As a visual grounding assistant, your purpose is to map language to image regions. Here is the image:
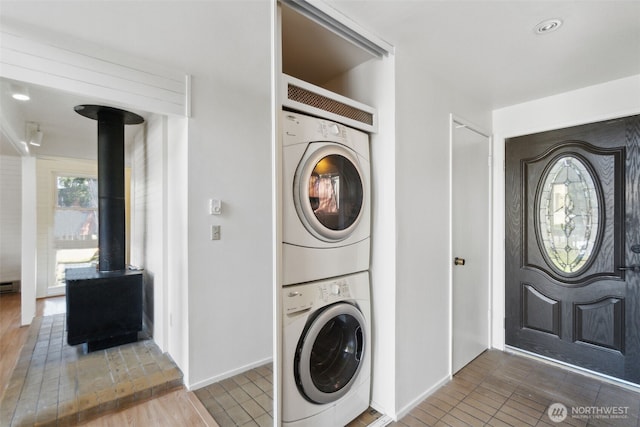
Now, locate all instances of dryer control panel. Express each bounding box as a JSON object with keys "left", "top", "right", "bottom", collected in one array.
[{"left": 320, "top": 121, "right": 347, "bottom": 139}]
